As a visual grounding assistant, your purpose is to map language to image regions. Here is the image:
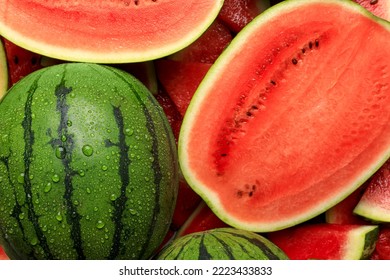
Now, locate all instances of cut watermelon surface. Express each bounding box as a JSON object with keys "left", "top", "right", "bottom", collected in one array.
[{"left": 179, "top": 0, "right": 390, "bottom": 232}]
